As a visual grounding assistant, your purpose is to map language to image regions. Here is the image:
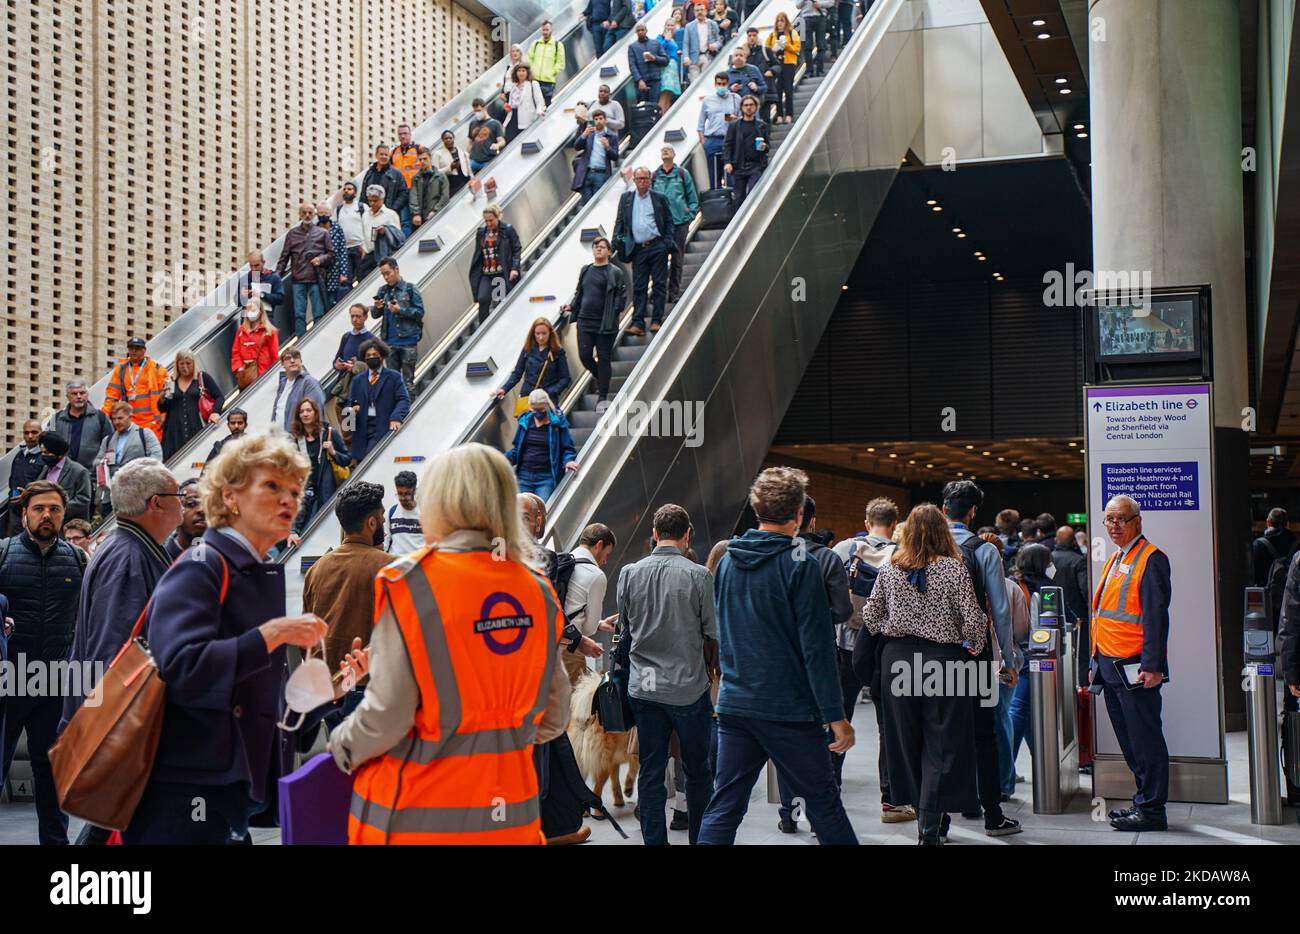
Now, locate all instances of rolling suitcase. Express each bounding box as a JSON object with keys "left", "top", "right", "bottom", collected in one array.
[
  {"left": 629, "top": 100, "right": 661, "bottom": 146},
  {"left": 700, "top": 156, "right": 735, "bottom": 229},
  {"left": 1076, "top": 686, "right": 1094, "bottom": 768}
]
